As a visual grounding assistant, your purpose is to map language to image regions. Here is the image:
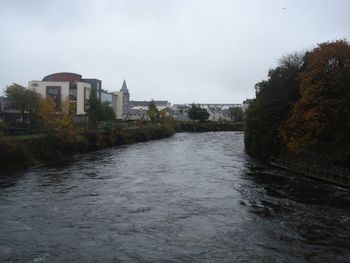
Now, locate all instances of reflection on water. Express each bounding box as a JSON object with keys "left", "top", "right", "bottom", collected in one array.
[{"left": 0, "top": 132, "right": 349, "bottom": 262}]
